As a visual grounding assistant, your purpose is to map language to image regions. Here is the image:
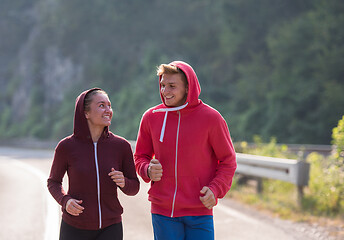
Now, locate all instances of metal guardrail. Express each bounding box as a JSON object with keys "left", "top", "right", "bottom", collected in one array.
[
  {"left": 236, "top": 153, "right": 310, "bottom": 186},
  {"left": 236, "top": 153, "right": 310, "bottom": 205}
]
